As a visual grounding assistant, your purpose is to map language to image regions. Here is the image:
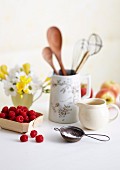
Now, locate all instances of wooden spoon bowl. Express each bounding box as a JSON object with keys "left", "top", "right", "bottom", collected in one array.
[{"left": 47, "top": 26, "right": 67, "bottom": 75}]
